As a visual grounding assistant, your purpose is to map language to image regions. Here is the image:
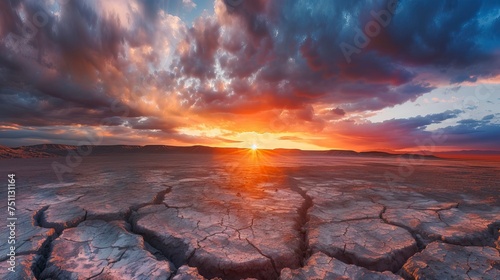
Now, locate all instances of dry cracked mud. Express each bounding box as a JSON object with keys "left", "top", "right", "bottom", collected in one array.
[
  {"left": 401, "top": 241, "right": 500, "bottom": 279},
  {"left": 41, "top": 220, "right": 174, "bottom": 279},
  {"left": 130, "top": 172, "right": 306, "bottom": 279},
  {"left": 280, "top": 252, "right": 403, "bottom": 280},
  {"left": 0, "top": 154, "right": 499, "bottom": 279}
]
